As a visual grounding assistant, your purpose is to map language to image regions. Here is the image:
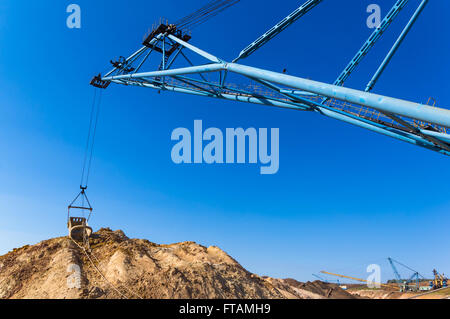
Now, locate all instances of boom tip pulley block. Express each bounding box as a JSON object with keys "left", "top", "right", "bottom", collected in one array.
[
  {"left": 143, "top": 22, "right": 192, "bottom": 56},
  {"left": 90, "top": 73, "right": 110, "bottom": 89}
]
